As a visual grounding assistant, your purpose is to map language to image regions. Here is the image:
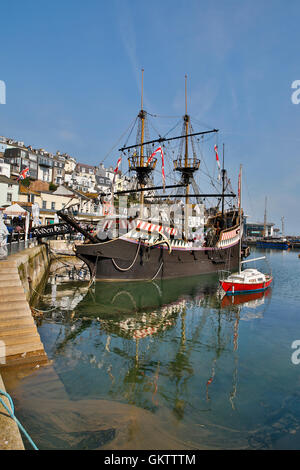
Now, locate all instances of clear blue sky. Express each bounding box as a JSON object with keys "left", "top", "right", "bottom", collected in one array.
[{"left": 0, "top": 0, "right": 300, "bottom": 233}]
